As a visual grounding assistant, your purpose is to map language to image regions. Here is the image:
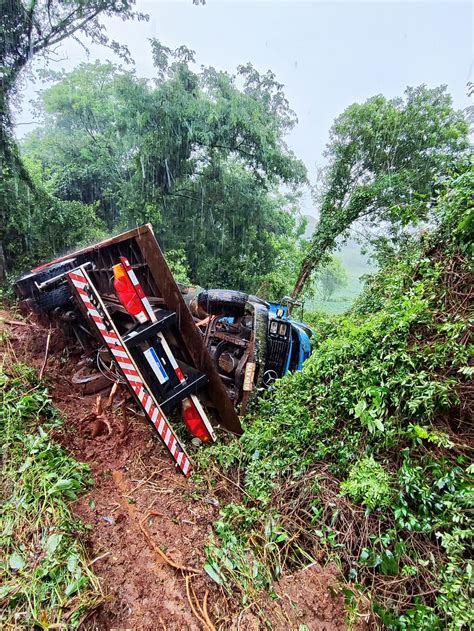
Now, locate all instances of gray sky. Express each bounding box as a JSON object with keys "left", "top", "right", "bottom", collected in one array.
[{"left": 15, "top": 1, "right": 474, "bottom": 217}]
